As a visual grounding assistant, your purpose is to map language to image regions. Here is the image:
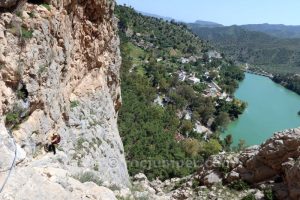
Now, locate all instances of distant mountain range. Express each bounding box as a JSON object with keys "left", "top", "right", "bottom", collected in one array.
[
  {"left": 139, "top": 11, "right": 176, "bottom": 22},
  {"left": 139, "top": 12, "right": 300, "bottom": 39},
  {"left": 188, "top": 24, "right": 300, "bottom": 73},
  {"left": 193, "top": 20, "right": 223, "bottom": 28},
  {"left": 139, "top": 11, "right": 300, "bottom": 73},
  {"left": 139, "top": 11, "right": 224, "bottom": 27},
  {"left": 241, "top": 24, "right": 300, "bottom": 39},
  {"left": 188, "top": 22, "right": 300, "bottom": 39}
]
